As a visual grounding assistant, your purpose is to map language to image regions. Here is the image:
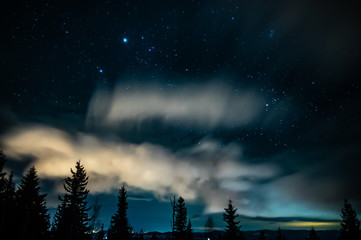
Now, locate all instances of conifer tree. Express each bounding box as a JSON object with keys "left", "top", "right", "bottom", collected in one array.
[
  {"left": 276, "top": 227, "right": 286, "bottom": 240},
  {"left": 258, "top": 231, "right": 266, "bottom": 240},
  {"left": 223, "top": 200, "right": 241, "bottom": 240},
  {"left": 339, "top": 199, "right": 360, "bottom": 240},
  {"left": 53, "top": 160, "right": 91, "bottom": 240},
  {"left": 170, "top": 195, "right": 176, "bottom": 239},
  {"left": 96, "top": 224, "right": 105, "bottom": 240},
  {"left": 0, "top": 151, "right": 17, "bottom": 238},
  {"left": 138, "top": 229, "right": 145, "bottom": 240},
  {"left": 108, "top": 185, "right": 132, "bottom": 240},
  {"left": 205, "top": 216, "right": 214, "bottom": 234},
  {"left": 90, "top": 197, "right": 102, "bottom": 233},
  {"left": 186, "top": 219, "right": 193, "bottom": 240},
  {"left": 0, "top": 150, "right": 8, "bottom": 212},
  {"left": 17, "top": 166, "right": 50, "bottom": 240},
  {"left": 0, "top": 150, "right": 6, "bottom": 191},
  {"left": 0, "top": 171, "right": 17, "bottom": 238},
  {"left": 174, "top": 196, "right": 188, "bottom": 240},
  {"left": 277, "top": 228, "right": 282, "bottom": 240},
  {"left": 150, "top": 232, "right": 158, "bottom": 240},
  {"left": 4, "top": 172, "right": 16, "bottom": 202},
  {"left": 0, "top": 150, "right": 7, "bottom": 235},
  {"left": 306, "top": 228, "right": 320, "bottom": 240}
]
